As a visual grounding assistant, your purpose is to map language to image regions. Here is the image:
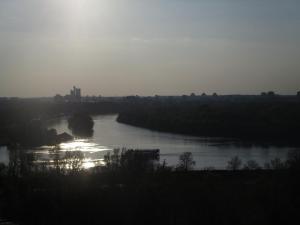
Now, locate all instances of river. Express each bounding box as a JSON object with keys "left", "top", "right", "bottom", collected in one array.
[{"left": 0, "top": 114, "right": 295, "bottom": 169}]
